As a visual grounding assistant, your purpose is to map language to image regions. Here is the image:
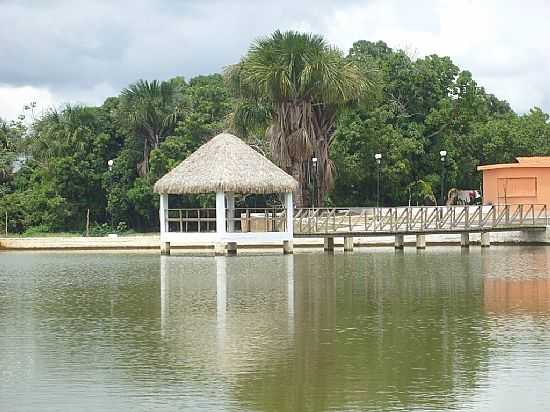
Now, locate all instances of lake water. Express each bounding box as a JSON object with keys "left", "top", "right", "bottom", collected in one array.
[{"left": 1, "top": 247, "right": 550, "bottom": 411}]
